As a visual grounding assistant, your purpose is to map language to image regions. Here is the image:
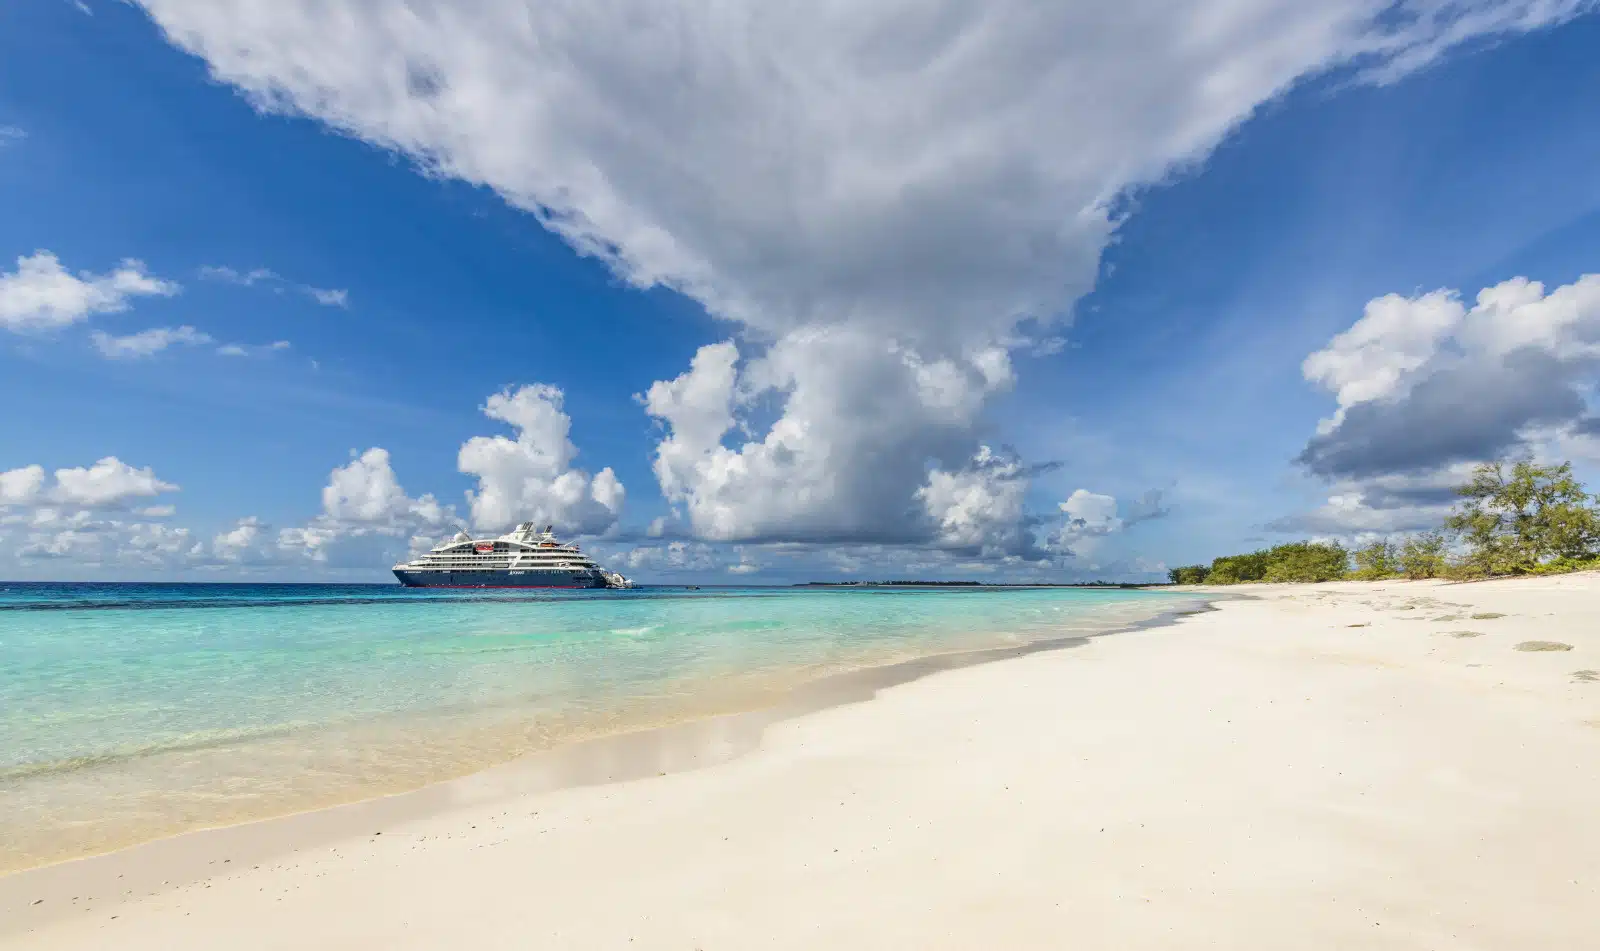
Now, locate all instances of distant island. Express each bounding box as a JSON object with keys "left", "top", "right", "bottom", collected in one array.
[{"left": 796, "top": 581, "right": 1150, "bottom": 589}]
